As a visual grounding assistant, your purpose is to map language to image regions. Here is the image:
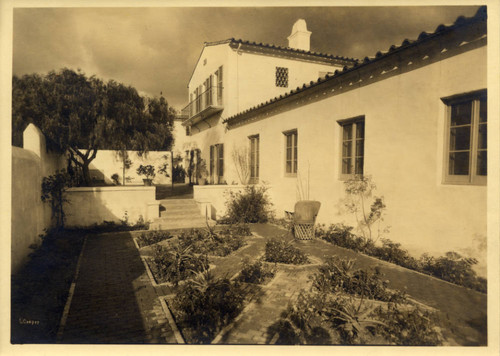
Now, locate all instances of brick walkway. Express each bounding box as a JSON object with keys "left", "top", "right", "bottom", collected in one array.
[{"left": 60, "top": 232, "right": 178, "bottom": 344}]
